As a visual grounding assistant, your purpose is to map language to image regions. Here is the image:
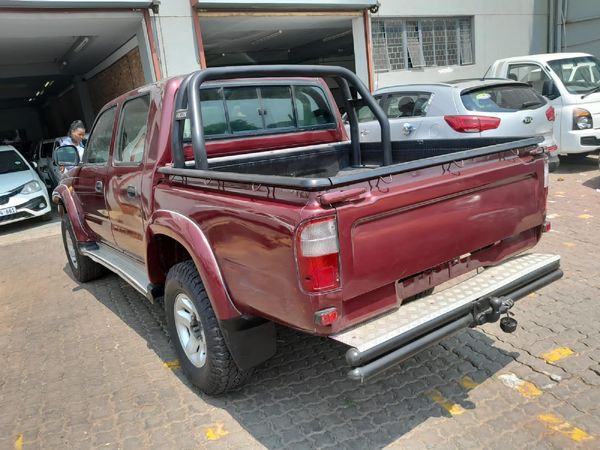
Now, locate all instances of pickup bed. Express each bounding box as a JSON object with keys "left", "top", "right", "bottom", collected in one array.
[{"left": 53, "top": 65, "right": 562, "bottom": 394}]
